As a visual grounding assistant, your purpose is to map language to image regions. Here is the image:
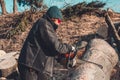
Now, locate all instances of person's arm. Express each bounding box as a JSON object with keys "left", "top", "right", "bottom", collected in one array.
[{"left": 39, "top": 21, "right": 72, "bottom": 54}]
